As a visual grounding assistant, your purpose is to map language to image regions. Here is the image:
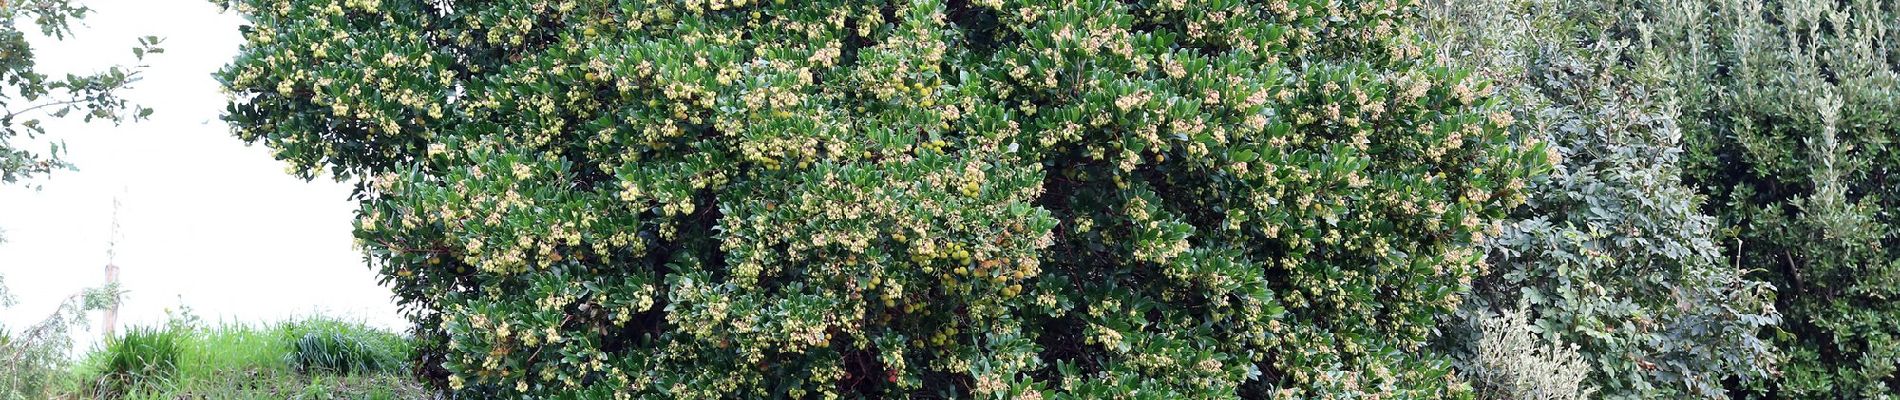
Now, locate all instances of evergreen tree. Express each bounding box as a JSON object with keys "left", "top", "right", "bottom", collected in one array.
[{"left": 214, "top": 0, "right": 1542, "bottom": 397}]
